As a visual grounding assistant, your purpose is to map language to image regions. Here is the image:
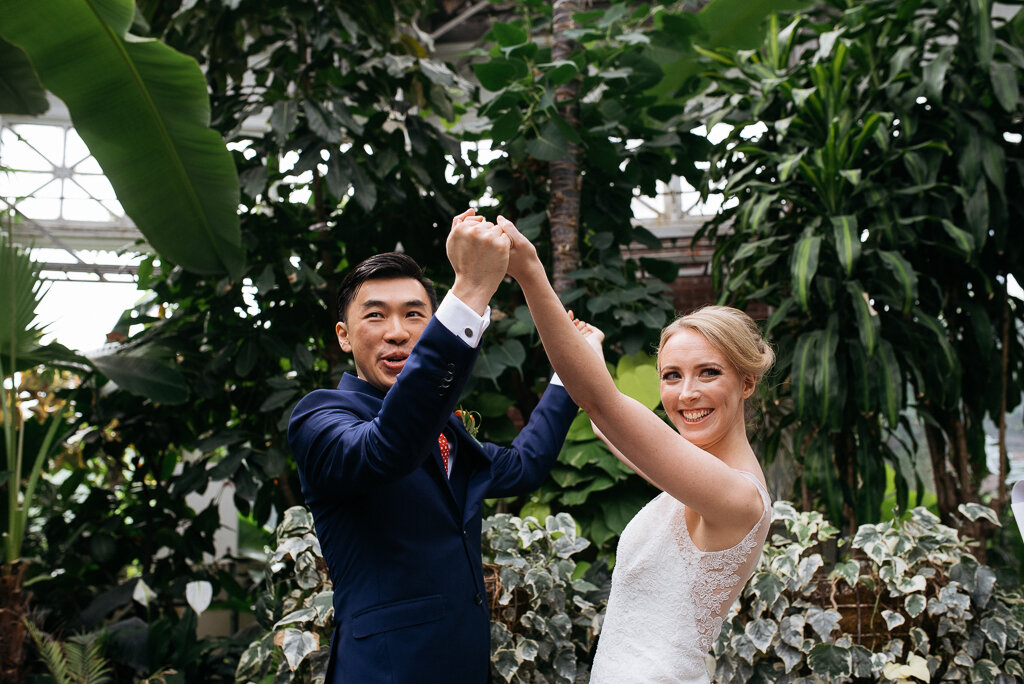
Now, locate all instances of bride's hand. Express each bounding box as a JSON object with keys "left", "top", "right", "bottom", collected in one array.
[{"left": 496, "top": 215, "right": 541, "bottom": 282}]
